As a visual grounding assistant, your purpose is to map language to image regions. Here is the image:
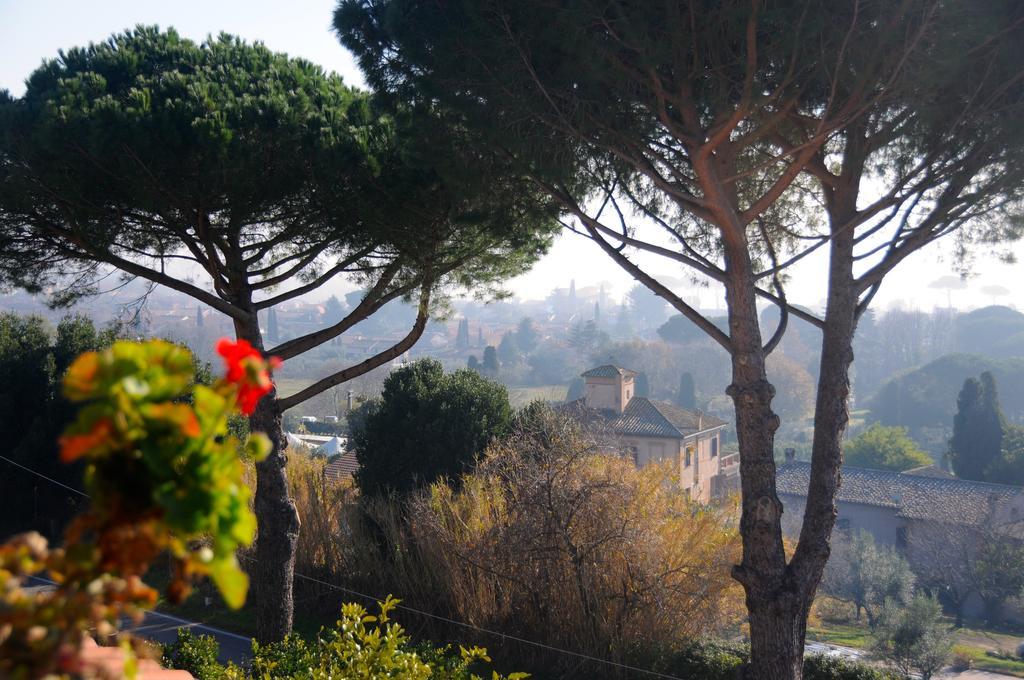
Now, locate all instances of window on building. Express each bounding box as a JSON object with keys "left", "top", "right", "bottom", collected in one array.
[
  {"left": 711, "top": 436, "right": 718, "bottom": 457},
  {"left": 685, "top": 447, "right": 693, "bottom": 467}
]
